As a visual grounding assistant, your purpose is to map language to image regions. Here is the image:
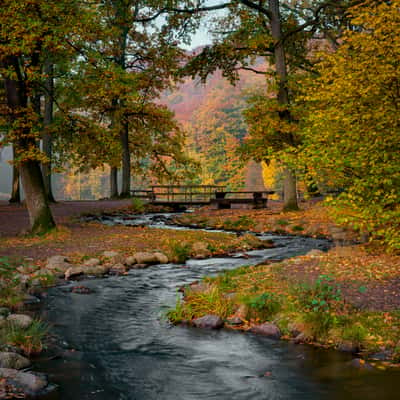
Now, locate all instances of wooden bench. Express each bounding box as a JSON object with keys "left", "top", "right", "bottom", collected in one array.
[{"left": 211, "top": 191, "right": 275, "bottom": 209}]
